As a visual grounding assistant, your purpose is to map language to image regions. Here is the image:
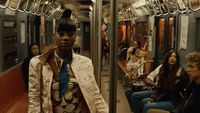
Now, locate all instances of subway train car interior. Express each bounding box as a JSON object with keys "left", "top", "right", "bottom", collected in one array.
[{"left": 0, "top": 0, "right": 200, "bottom": 113}]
